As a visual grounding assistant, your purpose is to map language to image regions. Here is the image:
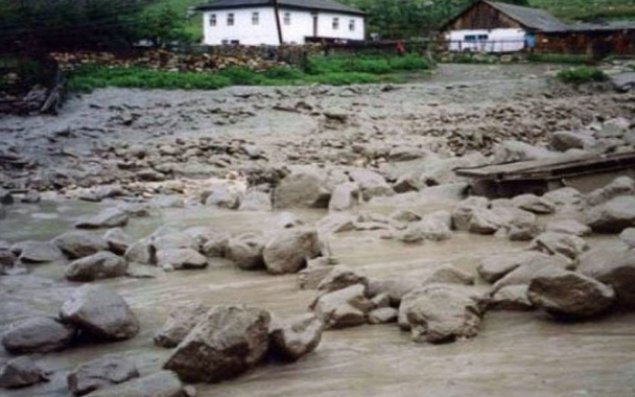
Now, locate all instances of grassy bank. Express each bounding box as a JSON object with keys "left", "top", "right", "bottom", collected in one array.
[
  {"left": 66, "top": 54, "right": 433, "bottom": 92},
  {"left": 557, "top": 66, "right": 608, "bottom": 84}
]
